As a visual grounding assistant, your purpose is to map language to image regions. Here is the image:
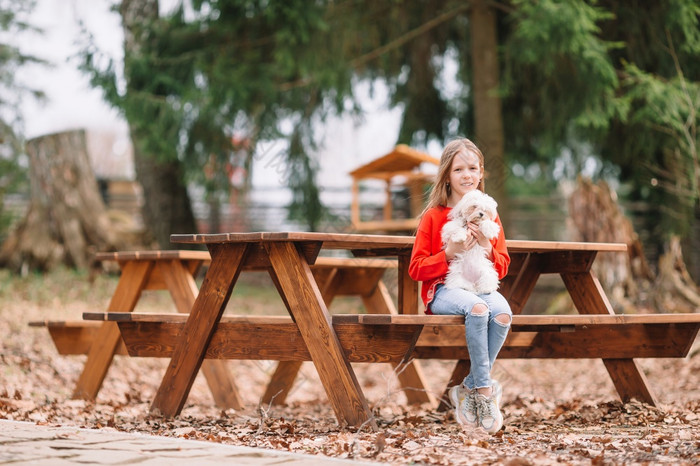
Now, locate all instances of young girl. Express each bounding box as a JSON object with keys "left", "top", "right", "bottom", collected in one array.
[{"left": 409, "top": 138, "right": 511, "bottom": 433}]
